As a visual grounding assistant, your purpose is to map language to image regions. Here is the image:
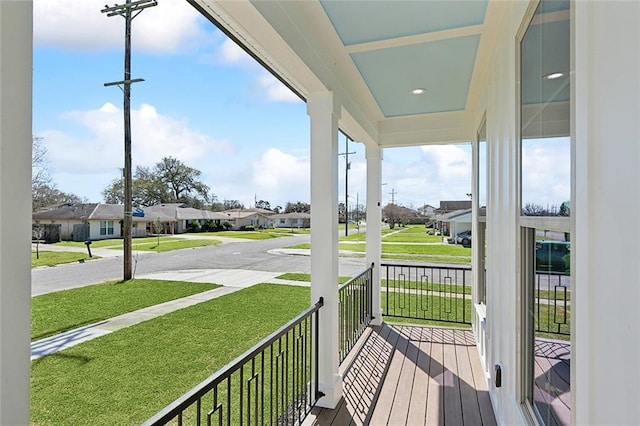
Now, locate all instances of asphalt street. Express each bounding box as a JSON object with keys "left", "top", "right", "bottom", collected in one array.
[{"left": 31, "top": 233, "right": 367, "bottom": 296}]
